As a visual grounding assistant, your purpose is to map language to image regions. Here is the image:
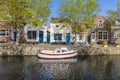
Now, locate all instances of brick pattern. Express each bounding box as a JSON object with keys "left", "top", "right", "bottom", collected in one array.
[
  {"left": 0, "top": 21, "right": 13, "bottom": 42},
  {"left": 93, "top": 16, "right": 111, "bottom": 43}
]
